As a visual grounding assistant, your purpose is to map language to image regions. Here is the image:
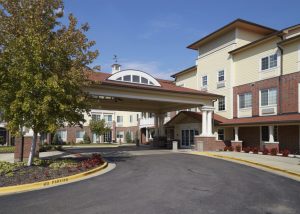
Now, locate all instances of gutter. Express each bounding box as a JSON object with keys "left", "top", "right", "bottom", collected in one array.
[{"left": 277, "top": 35, "right": 284, "bottom": 115}]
